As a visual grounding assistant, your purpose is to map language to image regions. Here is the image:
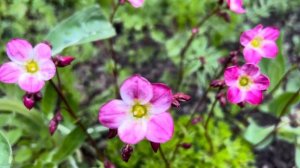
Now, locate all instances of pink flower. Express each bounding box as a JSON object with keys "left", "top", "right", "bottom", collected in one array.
[
  {"left": 224, "top": 63, "right": 270, "bottom": 105},
  {"left": 0, "top": 38, "right": 56, "bottom": 93},
  {"left": 128, "top": 0, "right": 144, "bottom": 8},
  {"left": 99, "top": 75, "right": 174, "bottom": 144},
  {"left": 240, "top": 24, "right": 280, "bottom": 64},
  {"left": 225, "top": 0, "right": 246, "bottom": 14}
]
